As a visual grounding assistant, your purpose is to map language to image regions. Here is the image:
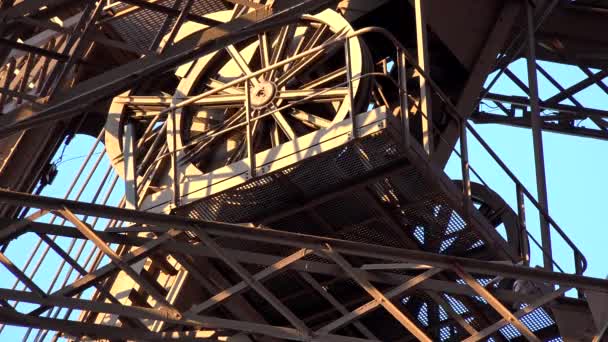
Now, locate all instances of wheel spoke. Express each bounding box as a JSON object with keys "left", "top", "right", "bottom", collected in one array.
[
  {"left": 301, "top": 67, "right": 347, "bottom": 90},
  {"left": 264, "top": 105, "right": 295, "bottom": 140},
  {"left": 276, "top": 27, "right": 348, "bottom": 88},
  {"left": 204, "top": 78, "right": 243, "bottom": 95},
  {"left": 194, "top": 93, "right": 247, "bottom": 107},
  {"left": 276, "top": 88, "right": 349, "bottom": 103},
  {"left": 270, "top": 122, "right": 281, "bottom": 147},
  {"left": 300, "top": 24, "right": 330, "bottom": 58},
  {"left": 115, "top": 95, "right": 173, "bottom": 106},
  {"left": 288, "top": 26, "right": 309, "bottom": 66},
  {"left": 268, "top": 24, "right": 296, "bottom": 80},
  {"left": 258, "top": 33, "right": 271, "bottom": 70},
  {"left": 226, "top": 45, "right": 259, "bottom": 86},
  {"left": 184, "top": 109, "right": 247, "bottom": 162},
  {"left": 290, "top": 110, "right": 332, "bottom": 129},
  {"left": 229, "top": 111, "right": 262, "bottom": 163},
  {"left": 117, "top": 94, "right": 247, "bottom": 108}
]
